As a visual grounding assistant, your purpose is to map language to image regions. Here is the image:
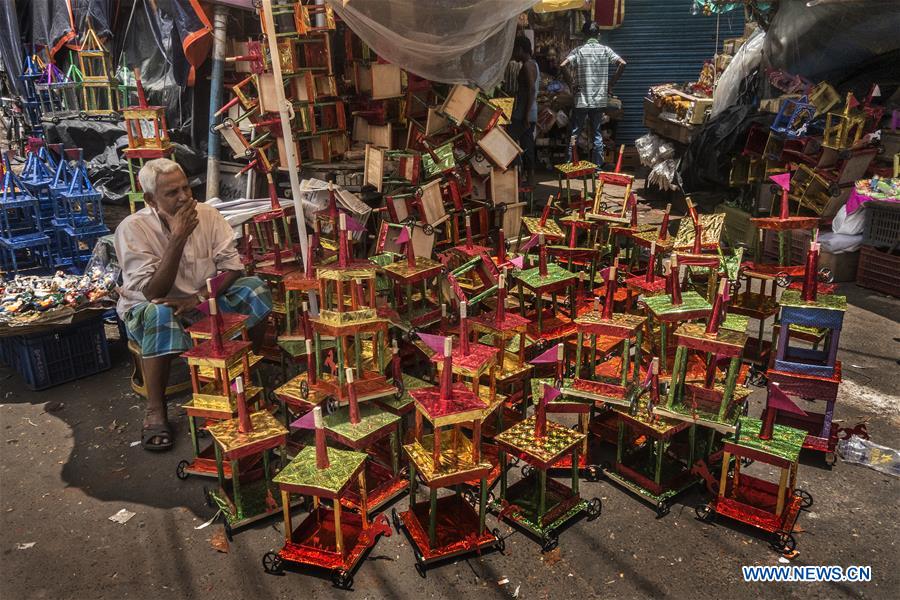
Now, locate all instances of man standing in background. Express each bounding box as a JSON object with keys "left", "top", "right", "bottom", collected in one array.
[
  {"left": 510, "top": 35, "right": 540, "bottom": 189},
  {"left": 562, "top": 20, "right": 626, "bottom": 168}
]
